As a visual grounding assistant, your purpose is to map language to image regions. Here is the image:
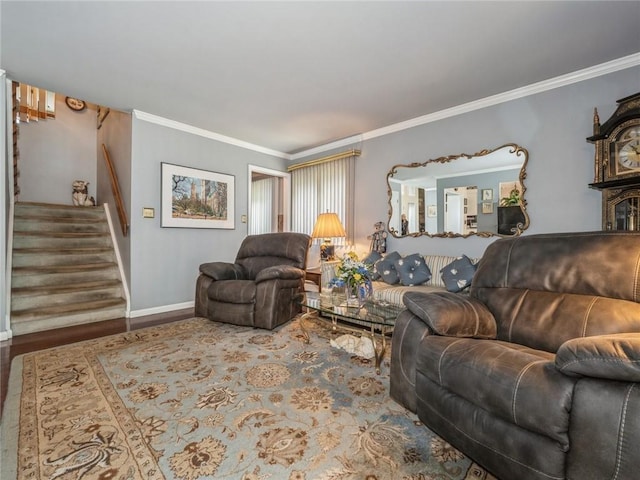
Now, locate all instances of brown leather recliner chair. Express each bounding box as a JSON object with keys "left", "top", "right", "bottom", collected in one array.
[
  {"left": 391, "top": 232, "right": 640, "bottom": 480},
  {"left": 195, "top": 232, "right": 310, "bottom": 330}
]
